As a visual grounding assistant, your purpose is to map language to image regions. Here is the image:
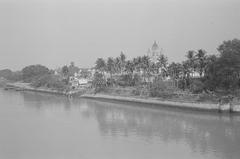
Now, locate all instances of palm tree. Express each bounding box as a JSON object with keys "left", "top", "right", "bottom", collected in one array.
[
  {"left": 114, "top": 57, "right": 121, "bottom": 74},
  {"left": 106, "top": 57, "right": 115, "bottom": 79},
  {"left": 68, "top": 61, "right": 80, "bottom": 76},
  {"left": 120, "top": 52, "right": 126, "bottom": 74},
  {"left": 133, "top": 56, "right": 142, "bottom": 73},
  {"left": 167, "top": 62, "right": 182, "bottom": 87},
  {"left": 182, "top": 61, "right": 192, "bottom": 89},
  {"left": 62, "top": 65, "right": 69, "bottom": 77},
  {"left": 186, "top": 50, "right": 197, "bottom": 77},
  {"left": 167, "top": 62, "right": 181, "bottom": 79},
  {"left": 149, "top": 62, "right": 158, "bottom": 75},
  {"left": 125, "top": 60, "right": 134, "bottom": 74},
  {"left": 157, "top": 54, "right": 168, "bottom": 77},
  {"left": 140, "top": 55, "right": 151, "bottom": 82},
  {"left": 196, "top": 49, "right": 207, "bottom": 77}
]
